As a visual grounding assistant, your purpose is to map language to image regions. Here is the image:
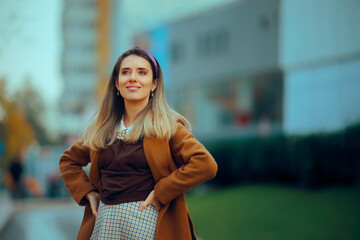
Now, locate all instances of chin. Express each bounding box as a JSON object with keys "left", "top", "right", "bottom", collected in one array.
[{"left": 123, "top": 96, "right": 149, "bottom": 103}]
